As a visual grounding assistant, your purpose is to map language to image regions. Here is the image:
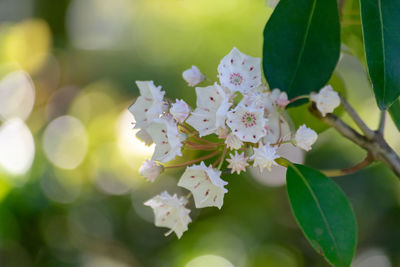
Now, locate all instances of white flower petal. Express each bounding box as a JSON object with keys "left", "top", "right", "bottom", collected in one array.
[
  {"left": 226, "top": 105, "right": 266, "bottom": 143},
  {"left": 146, "top": 117, "right": 183, "bottom": 163},
  {"left": 178, "top": 162, "right": 228, "bottom": 209},
  {"left": 144, "top": 191, "right": 191, "bottom": 239},
  {"left": 129, "top": 81, "right": 165, "bottom": 129},
  {"left": 186, "top": 84, "right": 231, "bottom": 137},
  {"left": 139, "top": 159, "right": 163, "bottom": 182},
  {"left": 250, "top": 143, "right": 279, "bottom": 172},
  {"left": 218, "top": 47, "right": 262, "bottom": 93}
]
